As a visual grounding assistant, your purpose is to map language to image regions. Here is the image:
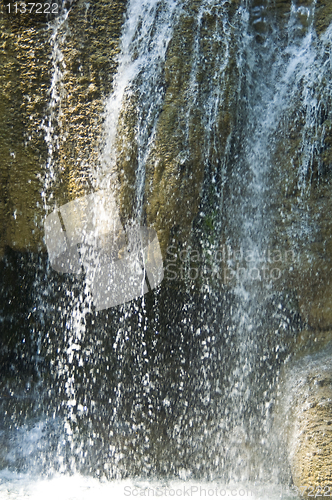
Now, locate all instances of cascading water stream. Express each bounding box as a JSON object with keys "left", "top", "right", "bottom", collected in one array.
[
  {"left": 99, "top": 0, "right": 182, "bottom": 216},
  {"left": 219, "top": 0, "right": 315, "bottom": 454}
]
